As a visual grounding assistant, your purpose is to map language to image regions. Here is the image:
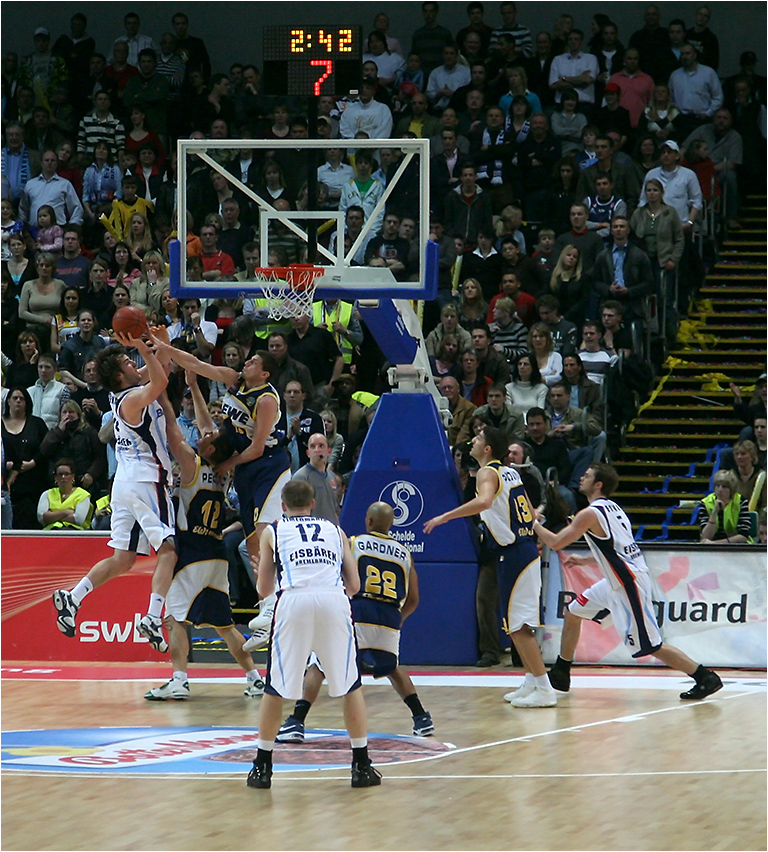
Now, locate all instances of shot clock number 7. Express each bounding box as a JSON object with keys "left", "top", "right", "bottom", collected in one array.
[{"left": 262, "top": 25, "right": 362, "bottom": 97}]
